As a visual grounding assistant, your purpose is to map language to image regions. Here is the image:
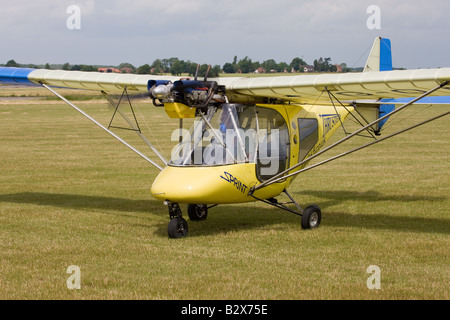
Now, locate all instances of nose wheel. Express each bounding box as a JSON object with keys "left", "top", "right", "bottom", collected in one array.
[
  {"left": 165, "top": 203, "right": 215, "bottom": 238},
  {"left": 168, "top": 216, "right": 189, "bottom": 238},
  {"left": 166, "top": 202, "right": 189, "bottom": 238}
]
